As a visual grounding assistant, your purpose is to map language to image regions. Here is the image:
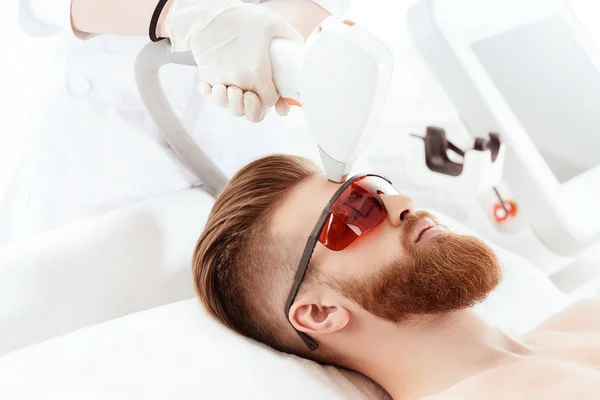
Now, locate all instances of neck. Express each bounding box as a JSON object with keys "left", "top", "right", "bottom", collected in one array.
[{"left": 345, "top": 310, "right": 533, "bottom": 400}]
